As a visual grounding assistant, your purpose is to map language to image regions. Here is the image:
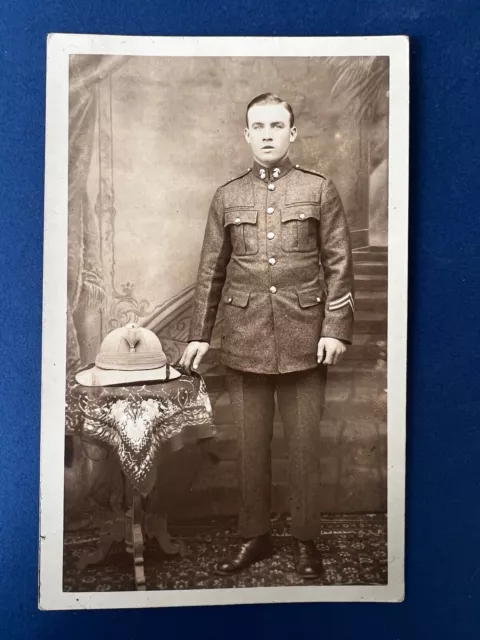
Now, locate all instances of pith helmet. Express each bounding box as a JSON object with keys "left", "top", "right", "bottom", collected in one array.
[{"left": 75, "top": 323, "right": 180, "bottom": 387}]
